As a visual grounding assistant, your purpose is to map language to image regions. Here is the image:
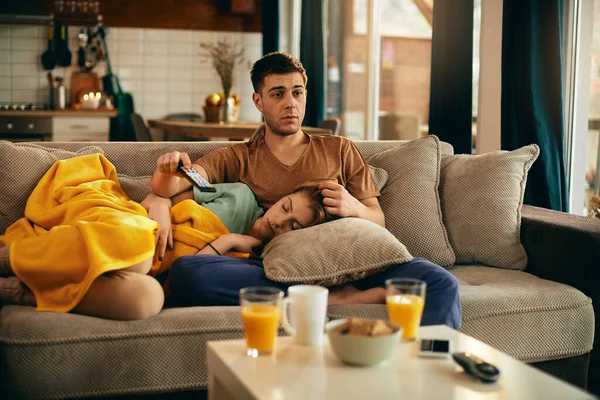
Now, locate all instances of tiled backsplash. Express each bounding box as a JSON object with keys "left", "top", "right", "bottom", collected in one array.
[{"left": 0, "top": 25, "right": 262, "bottom": 121}]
